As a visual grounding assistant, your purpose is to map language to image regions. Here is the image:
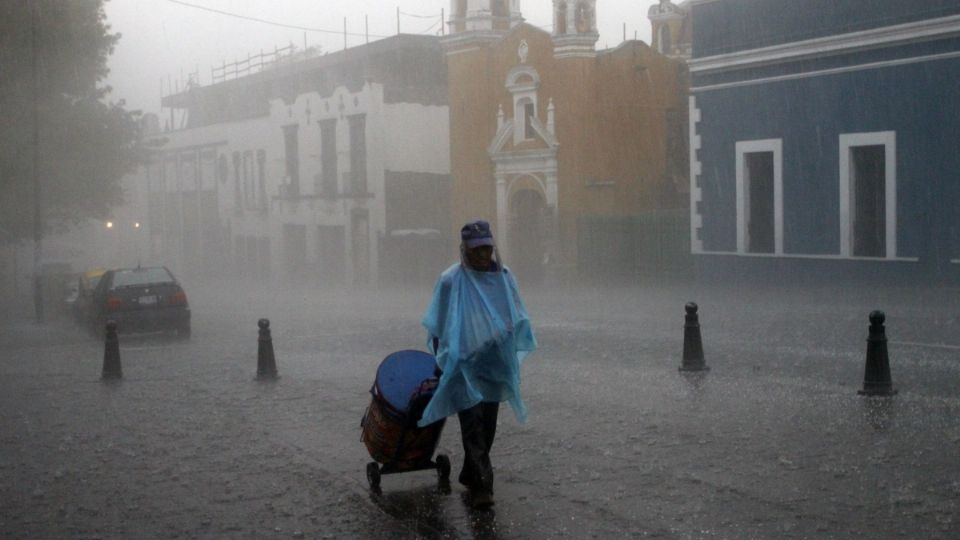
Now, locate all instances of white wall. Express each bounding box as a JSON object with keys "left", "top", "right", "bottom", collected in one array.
[{"left": 143, "top": 79, "right": 451, "bottom": 287}]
